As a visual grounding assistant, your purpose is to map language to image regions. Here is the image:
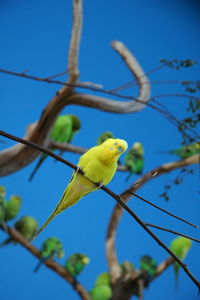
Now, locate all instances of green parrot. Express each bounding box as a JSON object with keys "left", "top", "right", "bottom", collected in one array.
[
  {"left": 89, "top": 285, "right": 112, "bottom": 300},
  {"left": 0, "top": 186, "right": 7, "bottom": 232},
  {"left": 95, "top": 272, "right": 111, "bottom": 287},
  {"left": 64, "top": 253, "right": 89, "bottom": 277},
  {"left": 97, "top": 132, "right": 114, "bottom": 145},
  {"left": 139, "top": 255, "right": 157, "bottom": 285},
  {"left": 34, "top": 237, "right": 64, "bottom": 272},
  {"left": 124, "top": 142, "right": 144, "bottom": 181},
  {"left": 170, "top": 236, "right": 192, "bottom": 287},
  {"left": 4, "top": 195, "right": 22, "bottom": 222},
  {"left": 29, "top": 114, "right": 81, "bottom": 181},
  {"left": 0, "top": 216, "right": 38, "bottom": 247},
  {"left": 166, "top": 141, "right": 200, "bottom": 159}
]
